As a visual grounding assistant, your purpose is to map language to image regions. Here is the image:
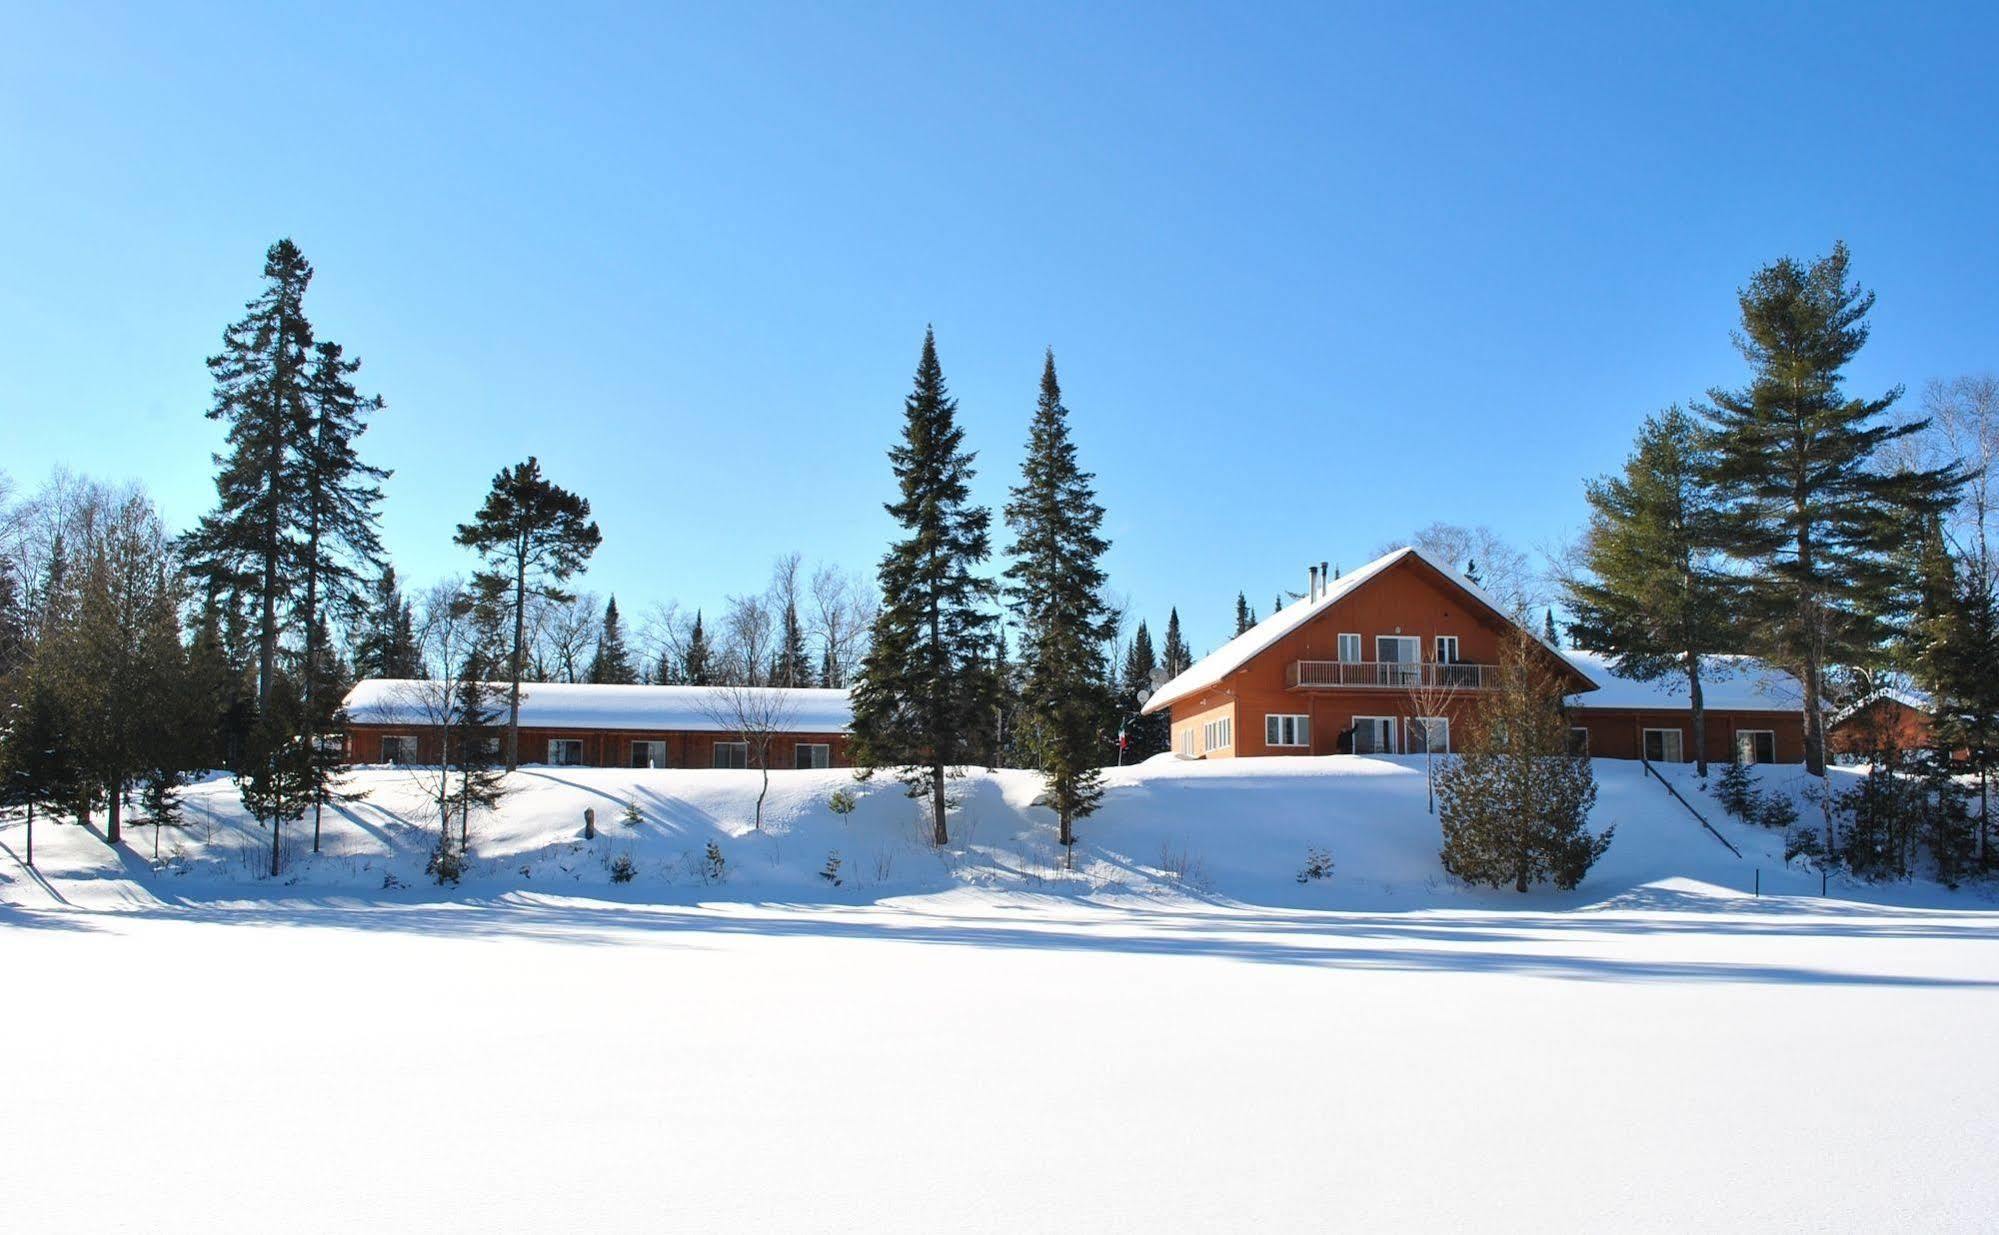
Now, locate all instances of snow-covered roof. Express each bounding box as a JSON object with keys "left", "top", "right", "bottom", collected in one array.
[
  {"left": 1560, "top": 650, "right": 1805, "bottom": 713},
  {"left": 343, "top": 679, "right": 853, "bottom": 733},
  {"left": 1141, "top": 546, "right": 1585, "bottom": 715},
  {"left": 1830, "top": 686, "right": 1931, "bottom": 725}
]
